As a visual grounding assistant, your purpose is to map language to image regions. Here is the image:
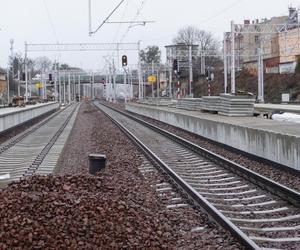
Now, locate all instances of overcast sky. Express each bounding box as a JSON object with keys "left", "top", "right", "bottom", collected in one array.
[{"left": 0, "top": 0, "right": 298, "bottom": 71}]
